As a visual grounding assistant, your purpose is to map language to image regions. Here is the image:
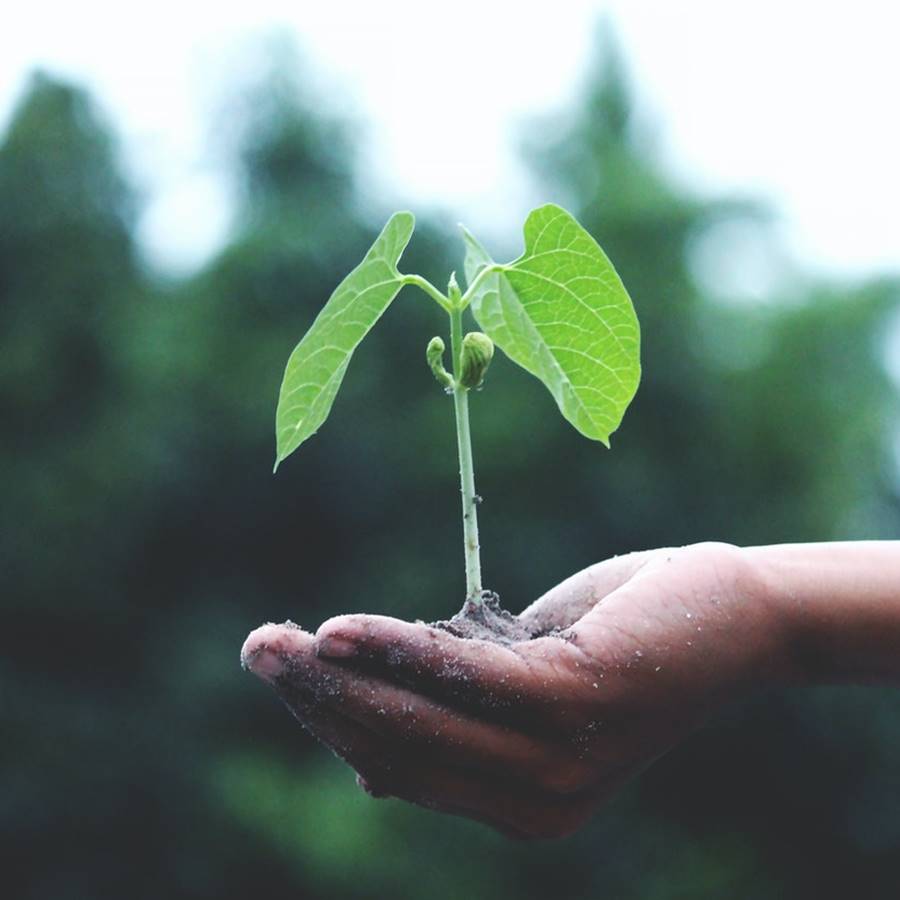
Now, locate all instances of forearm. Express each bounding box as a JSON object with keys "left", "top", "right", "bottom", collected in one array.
[{"left": 746, "top": 542, "right": 900, "bottom": 684}]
